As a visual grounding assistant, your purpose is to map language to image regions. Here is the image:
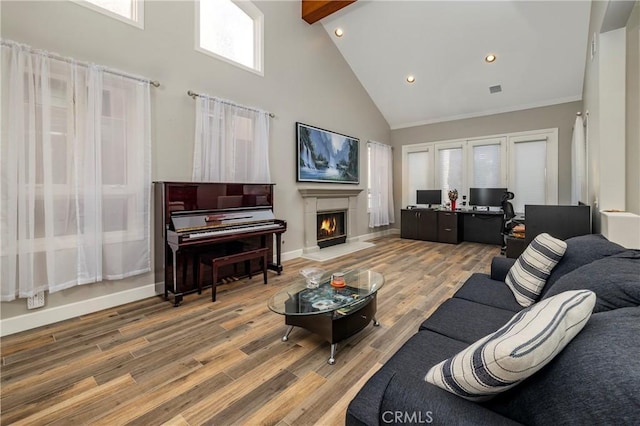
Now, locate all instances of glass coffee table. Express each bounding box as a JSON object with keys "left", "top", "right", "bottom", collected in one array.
[{"left": 268, "top": 269, "right": 384, "bottom": 364}]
